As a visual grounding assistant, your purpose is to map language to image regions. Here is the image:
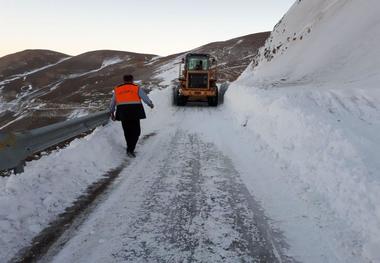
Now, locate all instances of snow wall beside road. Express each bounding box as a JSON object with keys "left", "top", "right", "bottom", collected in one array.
[{"left": 226, "top": 0, "right": 380, "bottom": 261}]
